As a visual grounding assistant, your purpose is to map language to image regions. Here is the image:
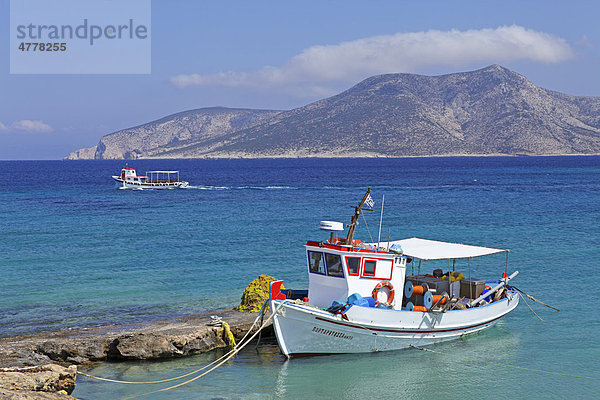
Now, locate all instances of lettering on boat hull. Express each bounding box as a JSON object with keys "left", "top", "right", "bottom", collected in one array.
[{"left": 312, "top": 326, "right": 354, "bottom": 340}]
